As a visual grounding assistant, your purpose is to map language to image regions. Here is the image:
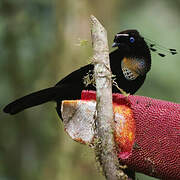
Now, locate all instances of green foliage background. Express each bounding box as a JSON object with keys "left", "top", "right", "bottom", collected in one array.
[{"left": 0, "top": 0, "right": 179, "bottom": 180}]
